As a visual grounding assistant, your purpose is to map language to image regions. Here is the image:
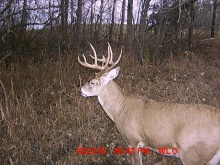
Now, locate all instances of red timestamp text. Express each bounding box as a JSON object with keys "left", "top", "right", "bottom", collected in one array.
[
  {"left": 76, "top": 147, "right": 178, "bottom": 155},
  {"left": 76, "top": 147, "right": 107, "bottom": 155}
]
